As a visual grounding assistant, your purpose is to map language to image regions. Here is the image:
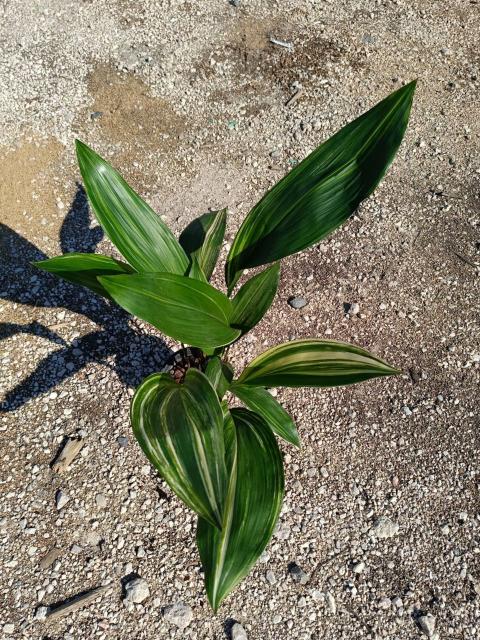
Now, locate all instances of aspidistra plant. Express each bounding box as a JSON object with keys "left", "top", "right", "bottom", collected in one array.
[{"left": 35, "top": 82, "right": 416, "bottom": 611}]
